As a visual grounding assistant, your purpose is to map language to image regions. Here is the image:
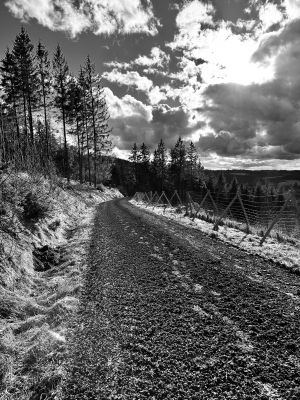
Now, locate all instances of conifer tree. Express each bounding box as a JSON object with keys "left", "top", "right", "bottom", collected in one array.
[
  {"left": 84, "top": 56, "right": 111, "bottom": 187},
  {"left": 129, "top": 143, "right": 141, "bottom": 186},
  {"left": 139, "top": 142, "right": 150, "bottom": 191},
  {"left": 156, "top": 139, "right": 167, "bottom": 191},
  {"left": 78, "top": 66, "right": 91, "bottom": 184},
  {"left": 13, "top": 27, "right": 38, "bottom": 142},
  {"left": 53, "top": 44, "right": 70, "bottom": 180},
  {"left": 186, "top": 141, "right": 201, "bottom": 190},
  {"left": 140, "top": 143, "right": 150, "bottom": 165},
  {"left": 0, "top": 48, "right": 21, "bottom": 142},
  {"left": 66, "top": 76, "right": 84, "bottom": 183},
  {"left": 36, "top": 41, "right": 51, "bottom": 159},
  {"left": 170, "top": 137, "right": 186, "bottom": 194}
]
